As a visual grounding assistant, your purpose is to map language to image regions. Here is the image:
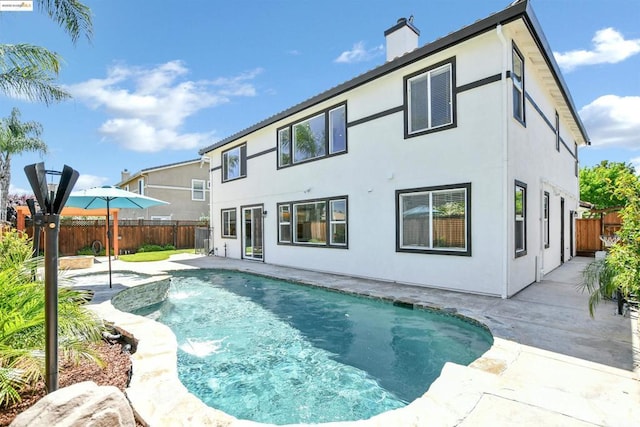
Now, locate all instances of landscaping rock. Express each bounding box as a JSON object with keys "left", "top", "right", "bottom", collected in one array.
[{"left": 10, "top": 381, "right": 135, "bottom": 427}]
